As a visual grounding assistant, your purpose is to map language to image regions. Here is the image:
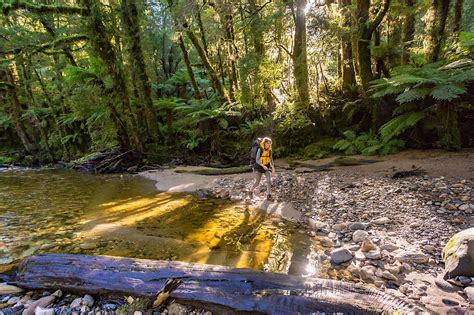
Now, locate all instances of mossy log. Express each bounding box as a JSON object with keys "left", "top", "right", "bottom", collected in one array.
[{"left": 9, "top": 254, "right": 425, "bottom": 314}]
